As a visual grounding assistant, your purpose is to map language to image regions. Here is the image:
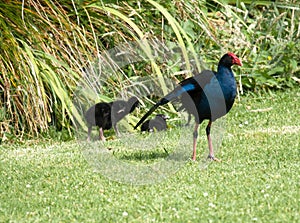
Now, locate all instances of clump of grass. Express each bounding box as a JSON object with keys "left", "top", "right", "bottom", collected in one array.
[{"left": 1, "top": 0, "right": 299, "bottom": 141}]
